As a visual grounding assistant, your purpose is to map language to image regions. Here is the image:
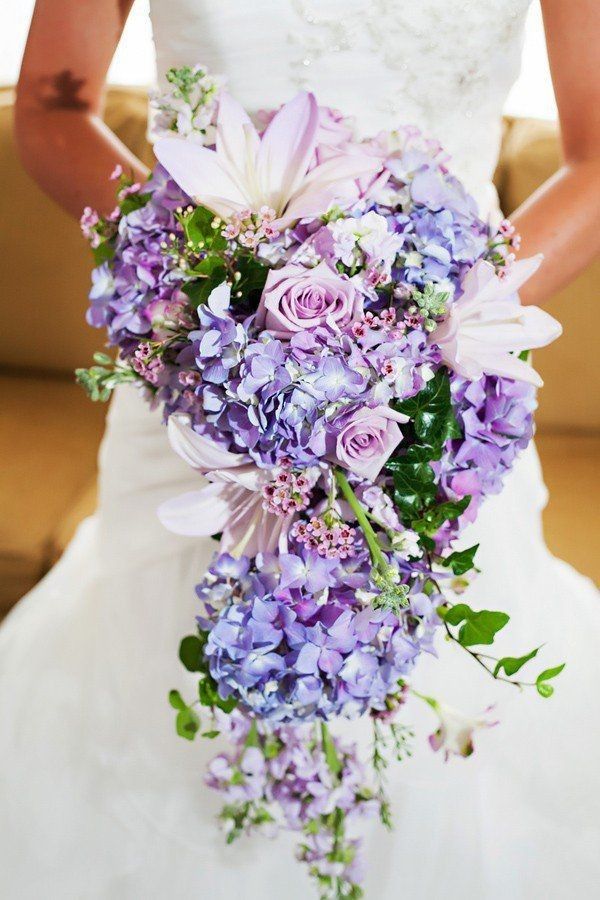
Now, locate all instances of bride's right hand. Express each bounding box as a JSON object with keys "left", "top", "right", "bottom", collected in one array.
[{"left": 15, "top": 0, "right": 149, "bottom": 219}]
